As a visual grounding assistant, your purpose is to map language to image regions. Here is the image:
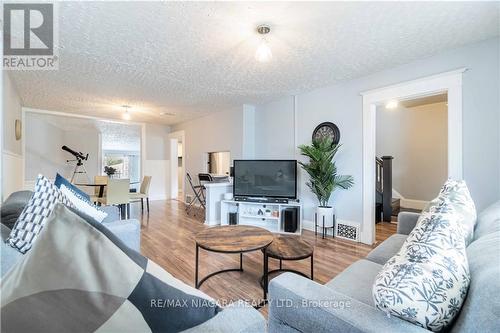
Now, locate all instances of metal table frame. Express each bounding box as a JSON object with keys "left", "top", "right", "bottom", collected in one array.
[{"left": 195, "top": 243, "right": 270, "bottom": 308}]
